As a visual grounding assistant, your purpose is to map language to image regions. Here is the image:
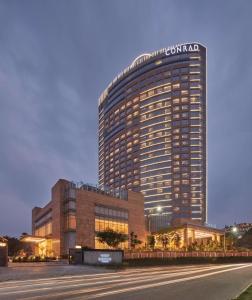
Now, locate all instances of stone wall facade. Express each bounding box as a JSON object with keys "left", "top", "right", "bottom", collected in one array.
[{"left": 32, "top": 179, "right": 146, "bottom": 257}]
